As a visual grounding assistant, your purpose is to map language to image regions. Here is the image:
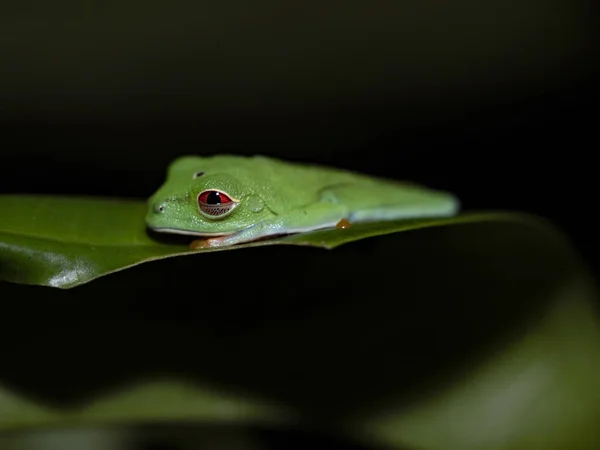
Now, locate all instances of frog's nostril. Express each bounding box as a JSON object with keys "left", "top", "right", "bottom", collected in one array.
[{"left": 154, "top": 202, "right": 166, "bottom": 214}]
